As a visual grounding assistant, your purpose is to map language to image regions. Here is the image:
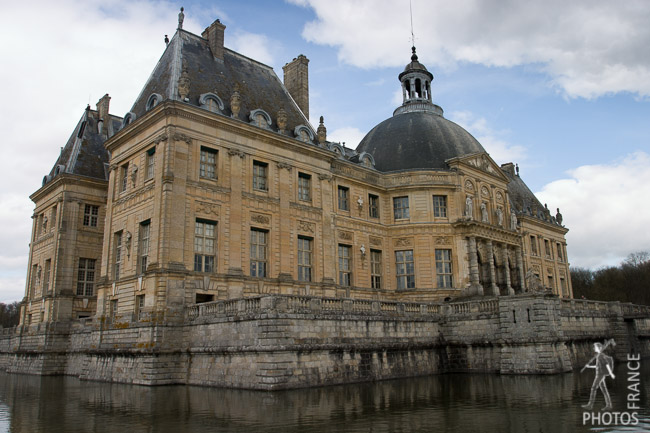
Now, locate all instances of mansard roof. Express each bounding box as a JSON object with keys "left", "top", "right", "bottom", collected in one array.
[
  {"left": 44, "top": 108, "right": 121, "bottom": 185},
  {"left": 128, "top": 29, "right": 312, "bottom": 136}
]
